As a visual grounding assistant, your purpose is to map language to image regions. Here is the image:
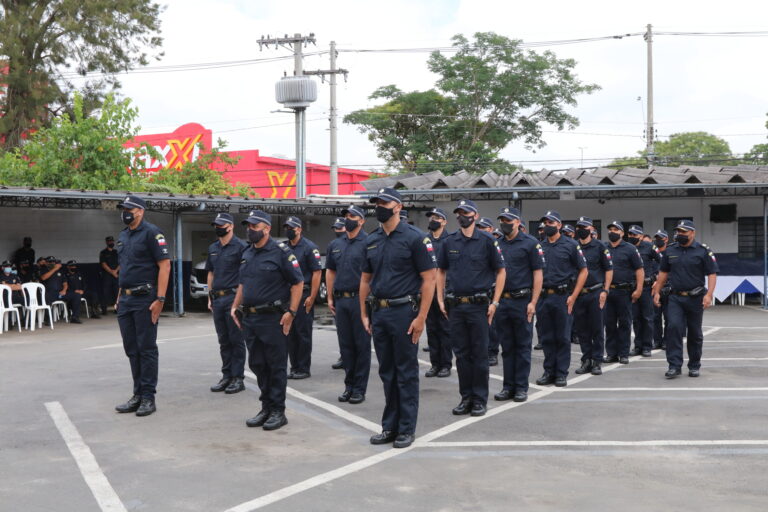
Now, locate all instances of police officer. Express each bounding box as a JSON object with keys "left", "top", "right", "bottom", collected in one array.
[
  {"left": 99, "top": 236, "right": 120, "bottom": 315},
  {"left": 326, "top": 205, "right": 371, "bottom": 404},
  {"left": 13, "top": 237, "right": 35, "bottom": 283},
  {"left": 476, "top": 216, "right": 502, "bottom": 367},
  {"left": 41, "top": 256, "right": 82, "bottom": 323},
  {"left": 604, "top": 221, "right": 644, "bottom": 365},
  {"left": 361, "top": 188, "right": 436, "bottom": 449},
  {"left": 627, "top": 225, "right": 659, "bottom": 357},
  {"left": 424, "top": 207, "right": 452, "bottom": 378},
  {"left": 535, "top": 210, "right": 587, "bottom": 387},
  {"left": 653, "top": 220, "right": 718, "bottom": 378},
  {"left": 64, "top": 260, "right": 99, "bottom": 320},
  {"left": 1, "top": 260, "right": 23, "bottom": 308},
  {"left": 562, "top": 224, "right": 576, "bottom": 239},
  {"left": 437, "top": 199, "right": 505, "bottom": 417},
  {"left": 283, "top": 216, "right": 322, "bottom": 380},
  {"left": 572, "top": 217, "right": 613, "bottom": 376},
  {"left": 652, "top": 230, "right": 671, "bottom": 350},
  {"left": 114, "top": 195, "right": 171, "bottom": 417},
  {"left": 493, "top": 207, "right": 543, "bottom": 402},
  {"left": 533, "top": 221, "right": 547, "bottom": 352},
  {"left": 206, "top": 213, "right": 248, "bottom": 394},
  {"left": 232, "top": 210, "right": 304, "bottom": 431},
  {"left": 330, "top": 217, "right": 347, "bottom": 370}
]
